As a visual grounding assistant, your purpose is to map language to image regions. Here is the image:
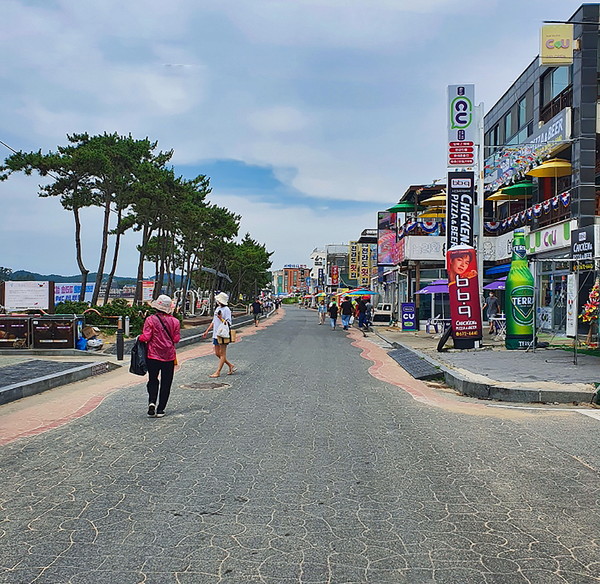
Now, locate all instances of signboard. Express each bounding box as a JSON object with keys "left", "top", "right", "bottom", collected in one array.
[
  {"left": 377, "top": 211, "right": 397, "bottom": 266},
  {"left": 447, "top": 84, "right": 477, "bottom": 167},
  {"left": 54, "top": 283, "right": 94, "bottom": 304},
  {"left": 4, "top": 281, "right": 51, "bottom": 311},
  {"left": 142, "top": 281, "right": 155, "bottom": 302},
  {"left": 446, "top": 246, "right": 482, "bottom": 348},
  {"left": 526, "top": 219, "right": 574, "bottom": 255},
  {"left": 401, "top": 302, "right": 418, "bottom": 331},
  {"left": 318, "top": 268, "right": 325, "bottom": 287},
  {"left": 566, "top": 272, "right": 578, "bottom": 337},
  {"left": 571, "top": 225, "right": 595, "bottom": 271},
  {"left": 348, "top": 241, "right": 359, "bottom": 280},
  {"left": 540, "top": 24, "right": 574, "bottom": 66},
  {"left": 330, "top": 265, "right": 339, "bottom": 286},
  {"left": 446, "top": 171, "right": 475, "bottom": 249},
  {"left": 485, "top": 109, "right": 570, "bottom": 192}
]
